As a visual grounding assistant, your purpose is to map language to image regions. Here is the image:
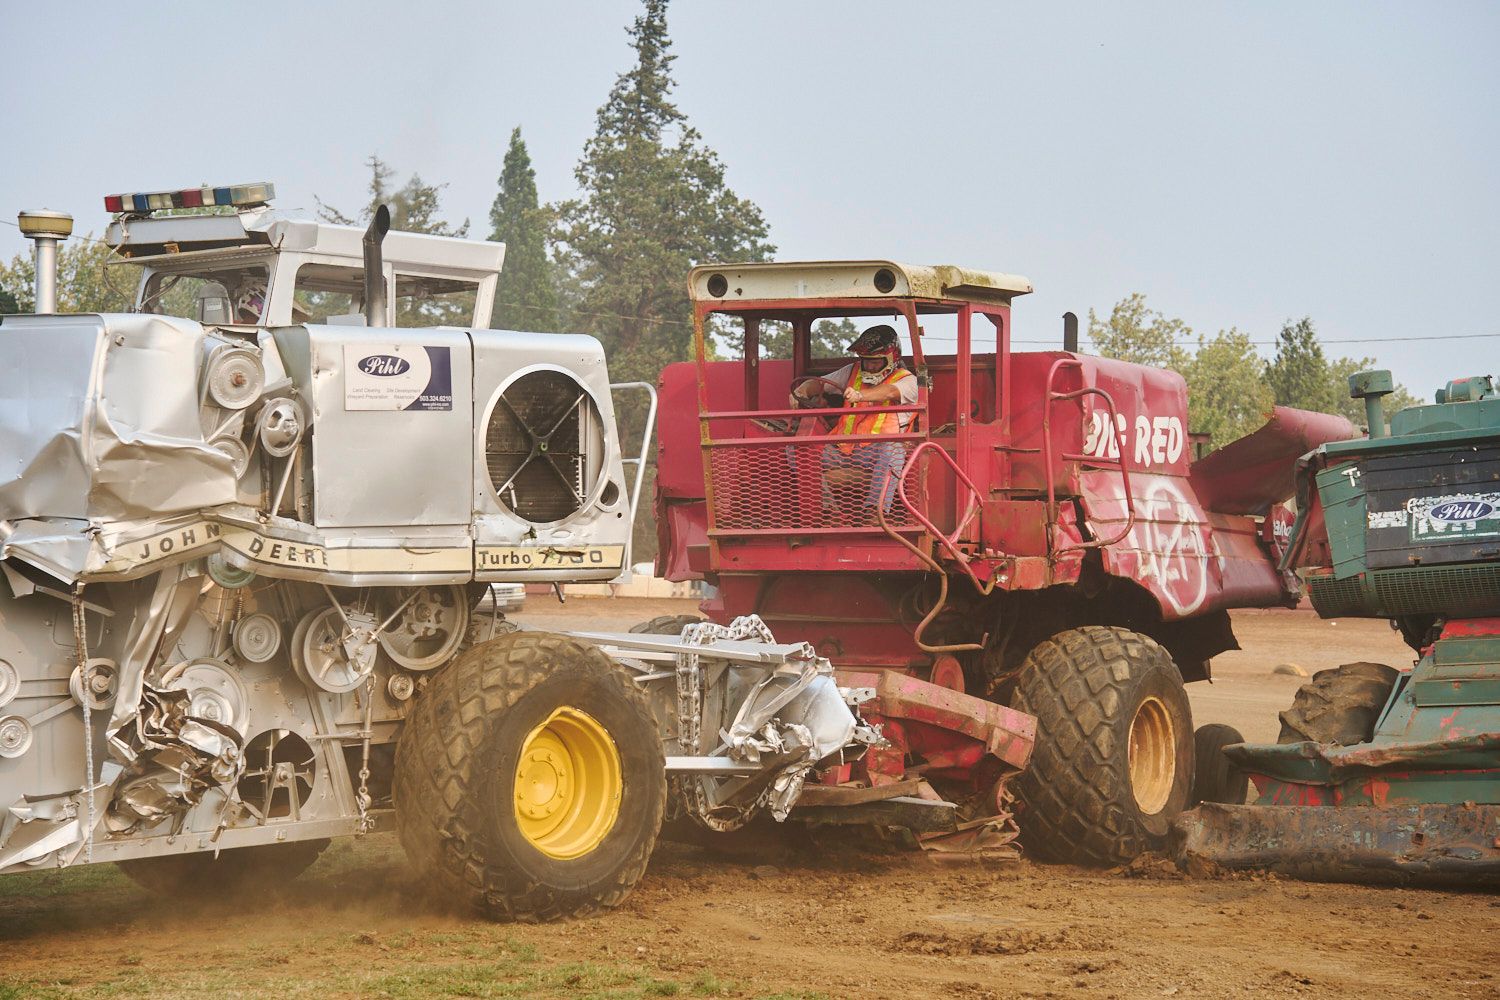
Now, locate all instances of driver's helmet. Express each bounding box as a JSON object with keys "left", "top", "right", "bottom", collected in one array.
[
  {"left": 234, "top": 281, "right": 267, "bottom": 324},
  {"left": 848, "top": 325, "right": 901, "bottom": 382}
]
